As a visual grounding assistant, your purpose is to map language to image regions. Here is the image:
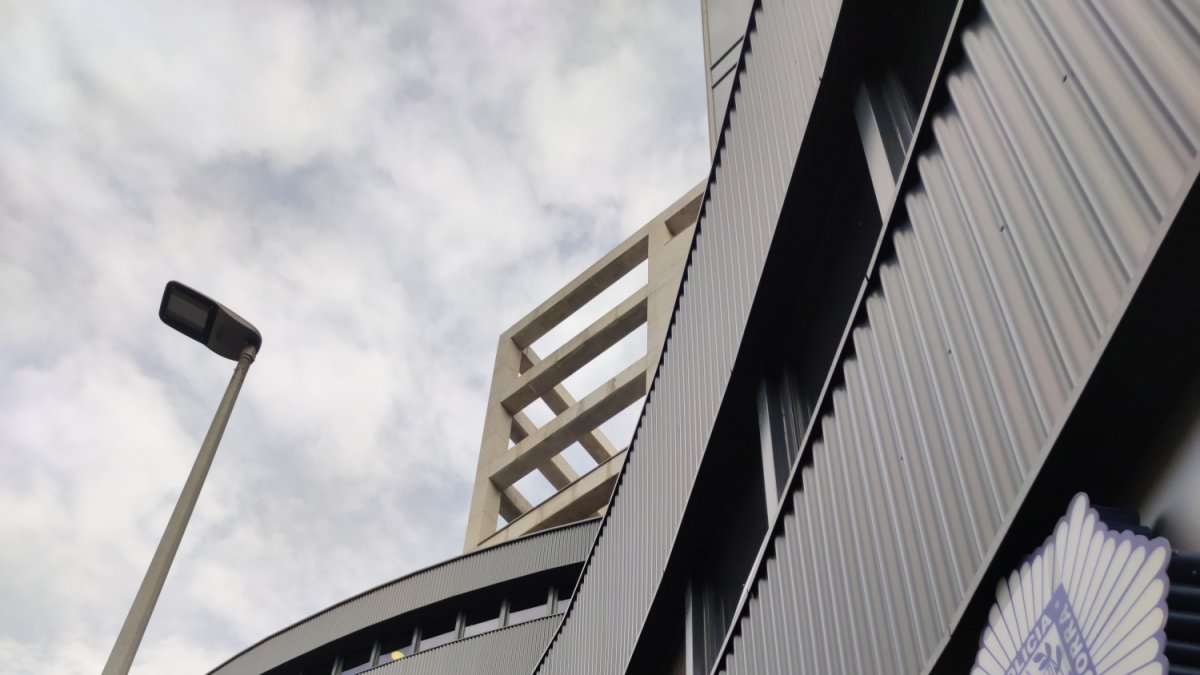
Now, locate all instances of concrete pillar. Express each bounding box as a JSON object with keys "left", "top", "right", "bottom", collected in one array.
[{"left": 463, "top": 335, "right": 522, "bottom": 551}]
